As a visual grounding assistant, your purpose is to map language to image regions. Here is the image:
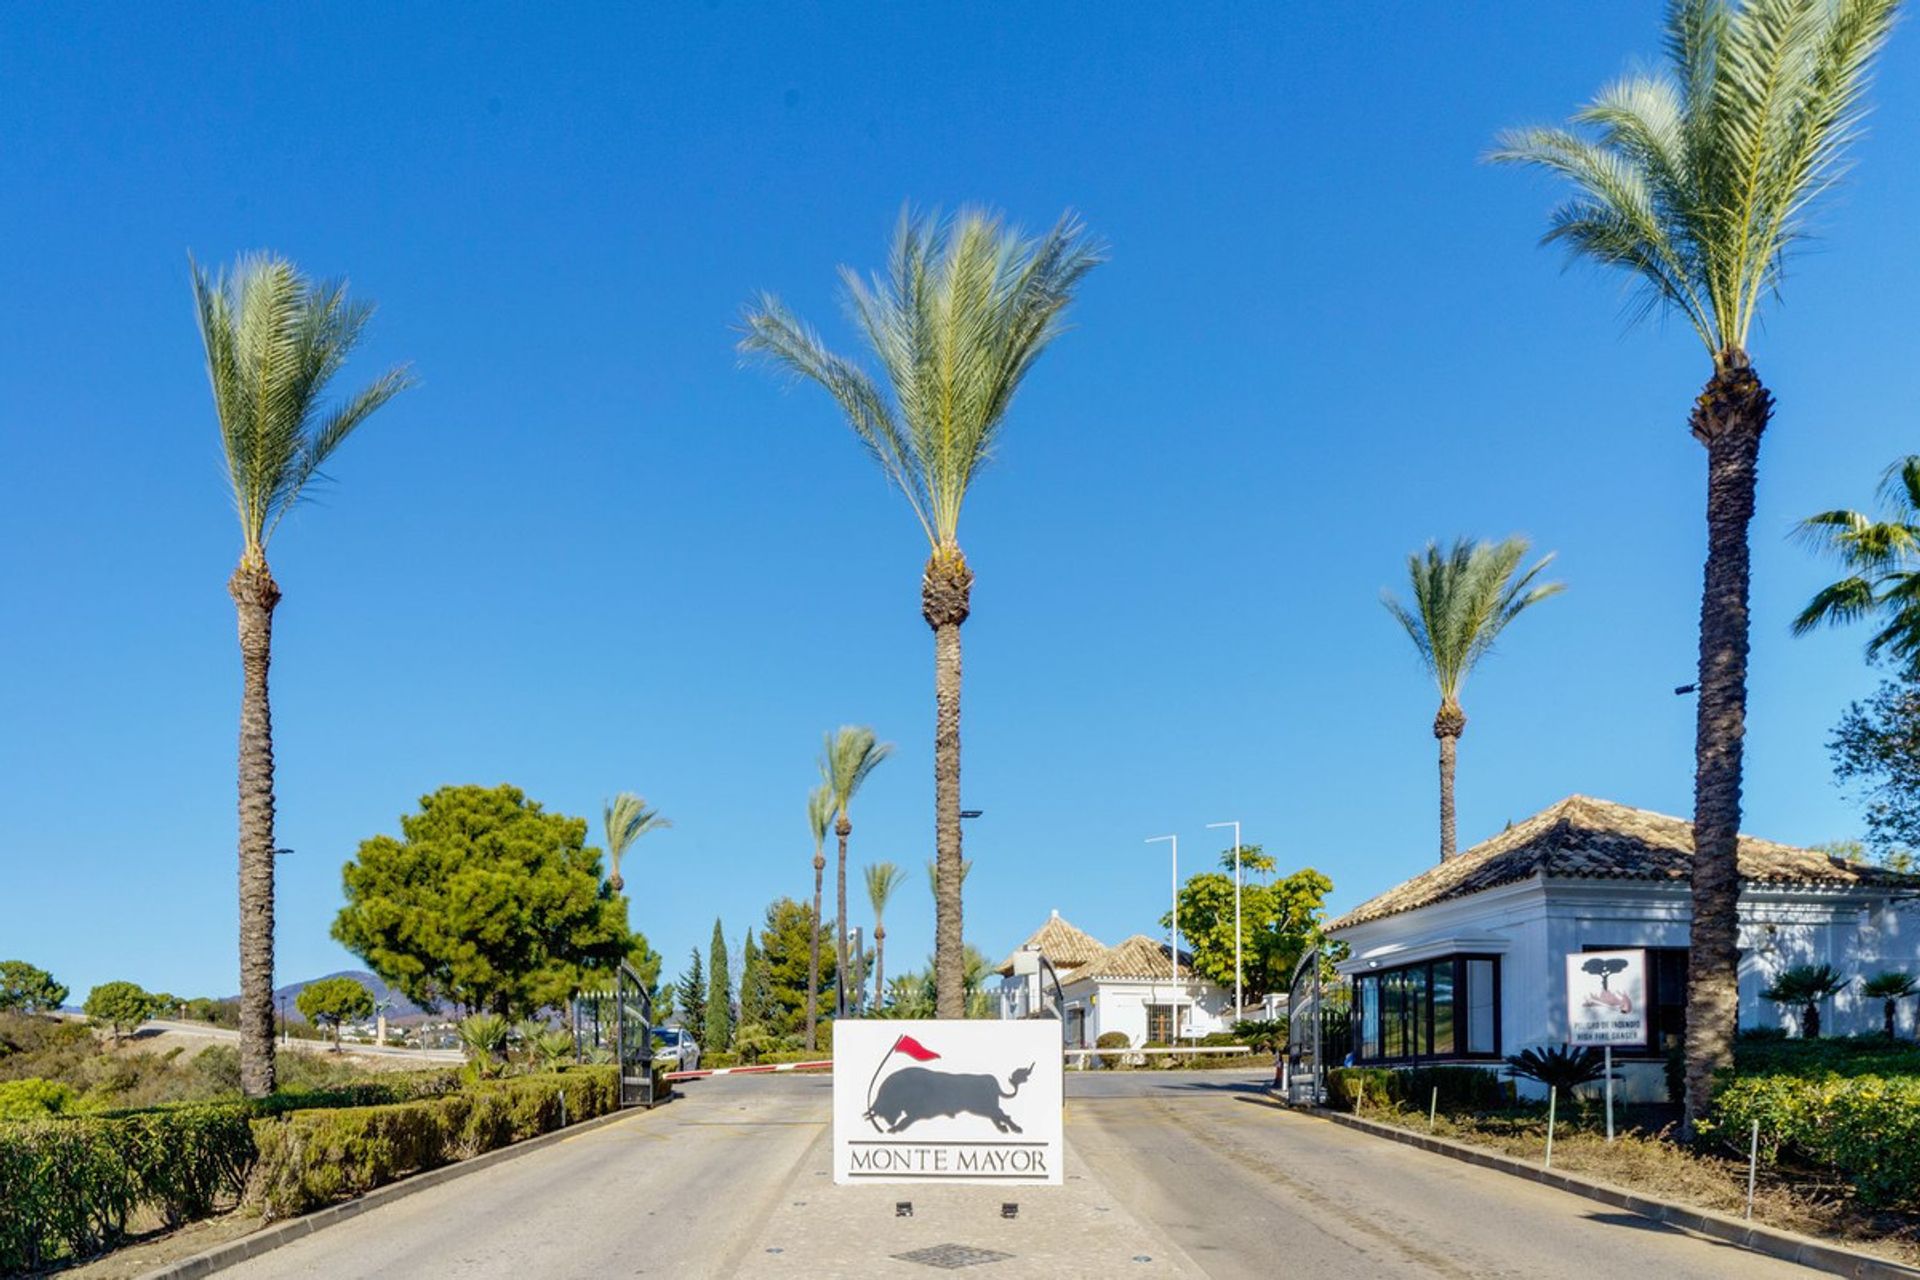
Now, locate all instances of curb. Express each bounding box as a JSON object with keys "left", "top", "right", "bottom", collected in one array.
[
  {"left": 137, "top": 1098, "right": 672, "bottom": 1280},
  {"left": 1271, "top": 1097, "right": 1918, "bottom": 1280}
]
